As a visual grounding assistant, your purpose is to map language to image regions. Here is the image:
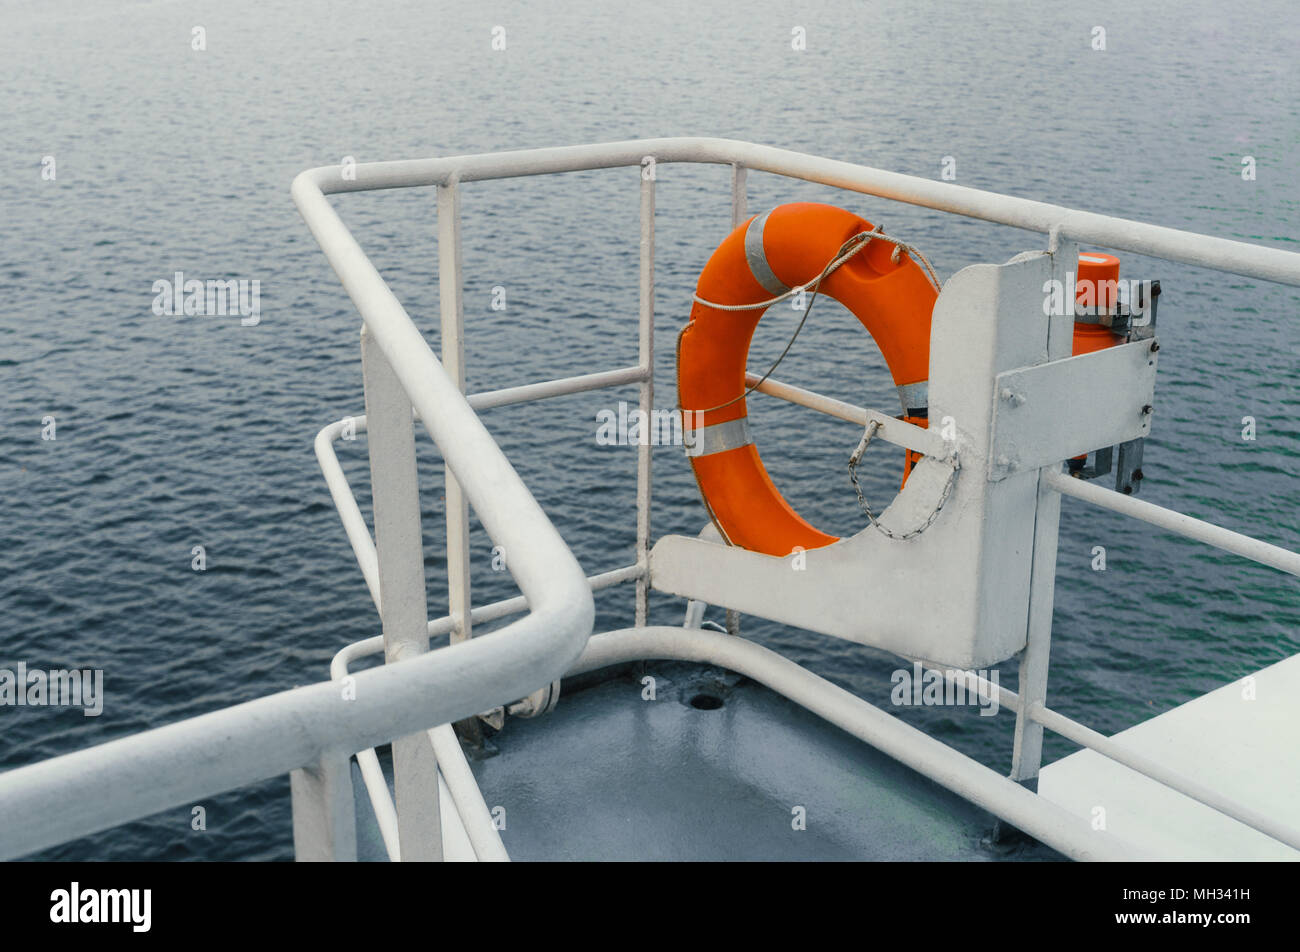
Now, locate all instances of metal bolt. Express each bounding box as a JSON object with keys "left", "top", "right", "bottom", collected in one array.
[
  {"left": 1141, "top": 404, "right": 1153, "bottom": 415},
  {"left": 1133, "top": 468, "right": 1144, "bottom": 481},
  {"left": 999, "top": 388, "right": 1025, "bottom": 406},
  {"left": 1149, "top": 340, "right": 1160, "bottom": 354}
]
